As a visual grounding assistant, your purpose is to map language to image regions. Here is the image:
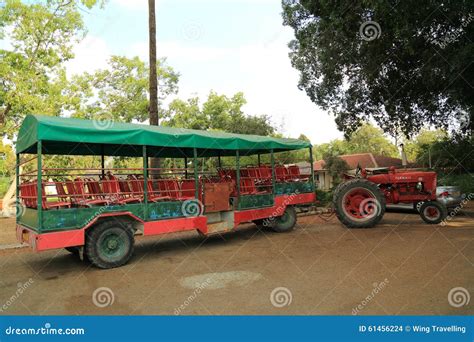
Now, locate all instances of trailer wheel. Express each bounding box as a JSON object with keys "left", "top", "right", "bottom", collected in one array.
[
  {"left": 85, "top": 220, "right": 134, "bottom": 269},
  {"left": 334, "top": 179, "right": 386, "bottom": 228},
  {"left": 419, "top": 201, "right": 447, "bottom": 224},
  {"left": 270, "top": 206, "right": 297, "bottom": 233}
]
